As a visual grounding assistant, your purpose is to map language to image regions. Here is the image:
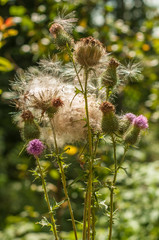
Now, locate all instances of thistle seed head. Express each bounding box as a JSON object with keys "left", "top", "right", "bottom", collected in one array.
[
  {"left": 74, "top": 36, "right": 105, "bottom": 67},
  {"left": 29, "top": 90, "right": 56, "bottom": 114}
]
